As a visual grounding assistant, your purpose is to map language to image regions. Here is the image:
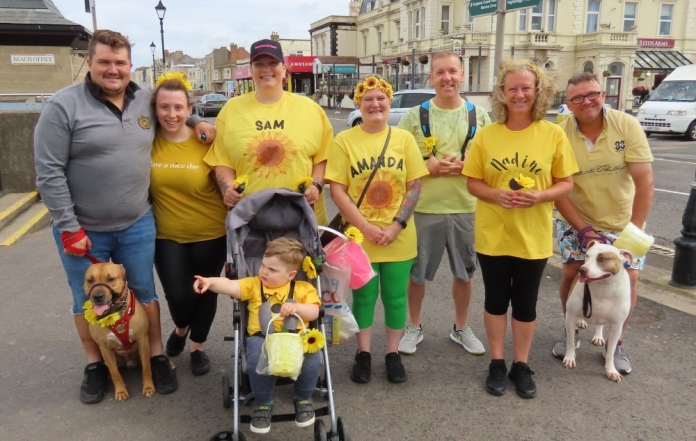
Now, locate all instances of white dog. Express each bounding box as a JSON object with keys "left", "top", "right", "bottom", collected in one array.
[{"left": 562, "top": 241, "right": 633, "bottom": 382}]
